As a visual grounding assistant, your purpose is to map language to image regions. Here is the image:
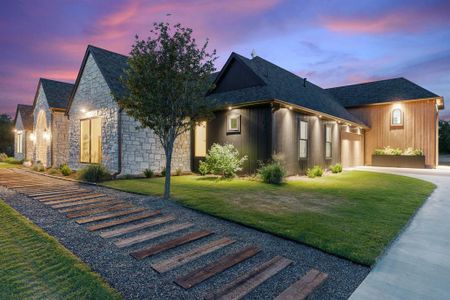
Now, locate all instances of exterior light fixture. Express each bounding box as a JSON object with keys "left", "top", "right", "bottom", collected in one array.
[
  {"left": 288, "top": 106, "right": 293, "bottom": 110},
  {"left": 43, "top": 130, "right": 51, "bottom": 141},
  {"left": 318, "top": 115, "right": 322, "bottom": 118},
  {"left": 80, "top": 107, "right": 87, "bottom": 113},
  {"left": 30, "top": 133, "right": 36, "bottom": 142},
  {"left": 13, "top": 128, "right": 17, "bottom": 133},
  {"left": 228, "top": 106, "right": 232, "bottom": 110}
]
